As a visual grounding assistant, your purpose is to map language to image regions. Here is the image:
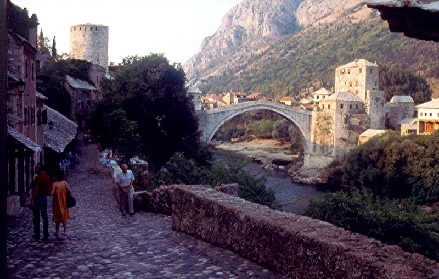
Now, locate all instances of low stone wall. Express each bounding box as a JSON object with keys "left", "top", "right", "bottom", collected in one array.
[
  {"left": 132, "top": 183, "right": 239, "bottom": 216},
  {"left": 171, "top": 185, "right": 439, "bottom": 279}
]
